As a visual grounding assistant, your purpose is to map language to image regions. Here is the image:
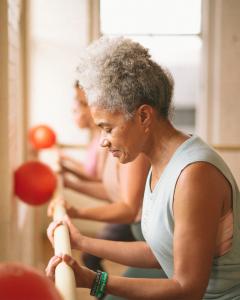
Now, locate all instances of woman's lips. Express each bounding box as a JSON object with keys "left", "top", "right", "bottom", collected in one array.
[{"left": 110, "top": 150, "right": 120, "bottom": 157}]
